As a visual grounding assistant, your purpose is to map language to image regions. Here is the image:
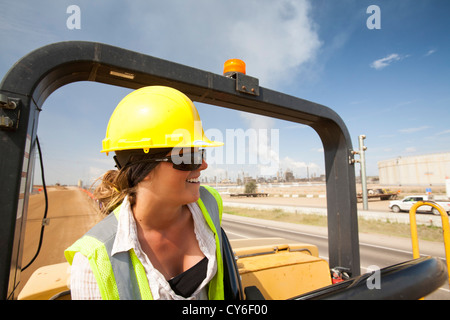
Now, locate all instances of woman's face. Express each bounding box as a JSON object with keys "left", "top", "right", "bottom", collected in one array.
[{"left": 139, "top": 148, "right": 208, "bottom": 205}]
